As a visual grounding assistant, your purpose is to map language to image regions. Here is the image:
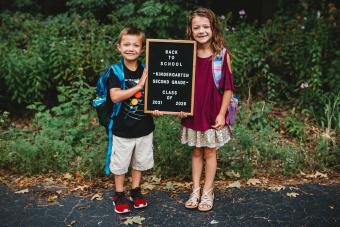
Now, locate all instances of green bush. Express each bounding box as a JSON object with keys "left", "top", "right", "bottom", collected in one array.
[
  {"left": 224, "top": 4, "right": 340, "bottom": 126},
  {"left": 153, "top": 116, "right": 191, "bottom": 178},
  {"left": 0, "top": 81, "right": 107, "bottom": 176}
]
